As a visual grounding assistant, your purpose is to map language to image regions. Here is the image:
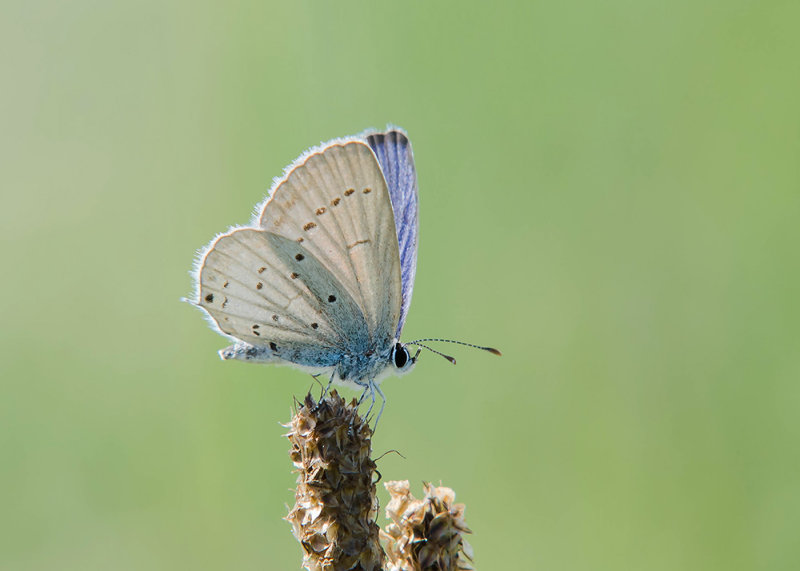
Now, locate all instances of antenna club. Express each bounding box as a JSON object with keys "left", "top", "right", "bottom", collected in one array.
[{"left": 487, "top": 347, "right": 502, "bottom": 356}]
